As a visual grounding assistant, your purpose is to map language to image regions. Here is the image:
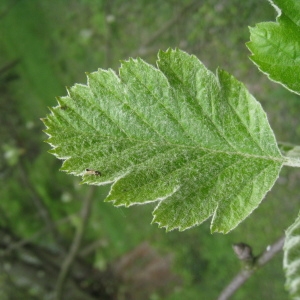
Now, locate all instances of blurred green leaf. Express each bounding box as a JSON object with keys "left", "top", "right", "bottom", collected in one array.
[
  {"left": 284, "top": 214, "right": 300, "bottom": 299},
  {"left": 43, "top": 49, "right": 284, "bottom": 233},
  {"left": 247, "top": 0, "right": 300, "bottom": 95}
]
